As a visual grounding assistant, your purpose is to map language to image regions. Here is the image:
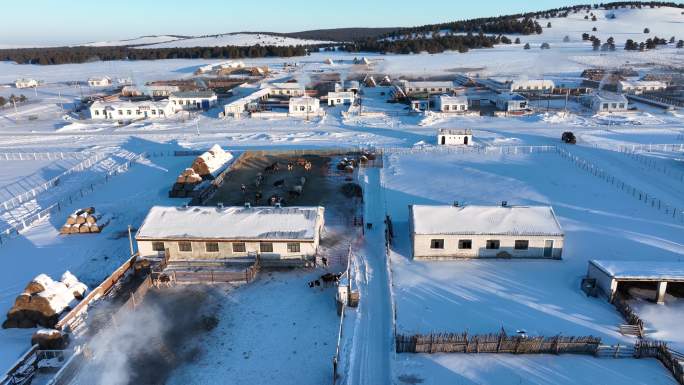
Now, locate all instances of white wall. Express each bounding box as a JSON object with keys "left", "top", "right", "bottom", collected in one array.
[
  {"left": 587, "top": 262, "right": 617, "bottom": 299},
  {"left": 138, "top": 239, "right": 318, "bottom": 261},
  {"left": 412, "top": 233, "right": 564, "bottom": 260},
  {"left": 437, "top": 134, "right": 472, "bottom": 146}
]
